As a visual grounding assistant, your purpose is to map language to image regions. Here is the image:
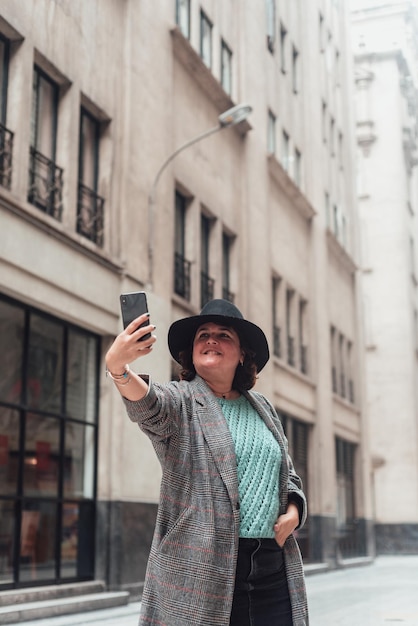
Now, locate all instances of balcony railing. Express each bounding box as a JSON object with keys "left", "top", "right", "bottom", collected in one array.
[
  {"left": 300, "top": 345, "right": 308, "bottom": 375},
  {"left": 28, "top": 147, "right": 63, "bottom": 220},
  {"left": 273, "top": 325, "right": 281, "bottom": 358},
  {"left": 0, "top": 122, "right": 13, "bottom": 189},
  {"left": 174, "top": 252, "right": 191, "bottom": 301},
  {"left": 77, "top": 182, "right": 105, "bottom": 247},
  {"left": 287, "top": 336, "right": 295, "bottom": 367},
  {"left": 201, "top": 271, "right": 215, "bottom": 308},
  {"left": 222, "top": 286, "right": 235, "bottom": 303}
]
